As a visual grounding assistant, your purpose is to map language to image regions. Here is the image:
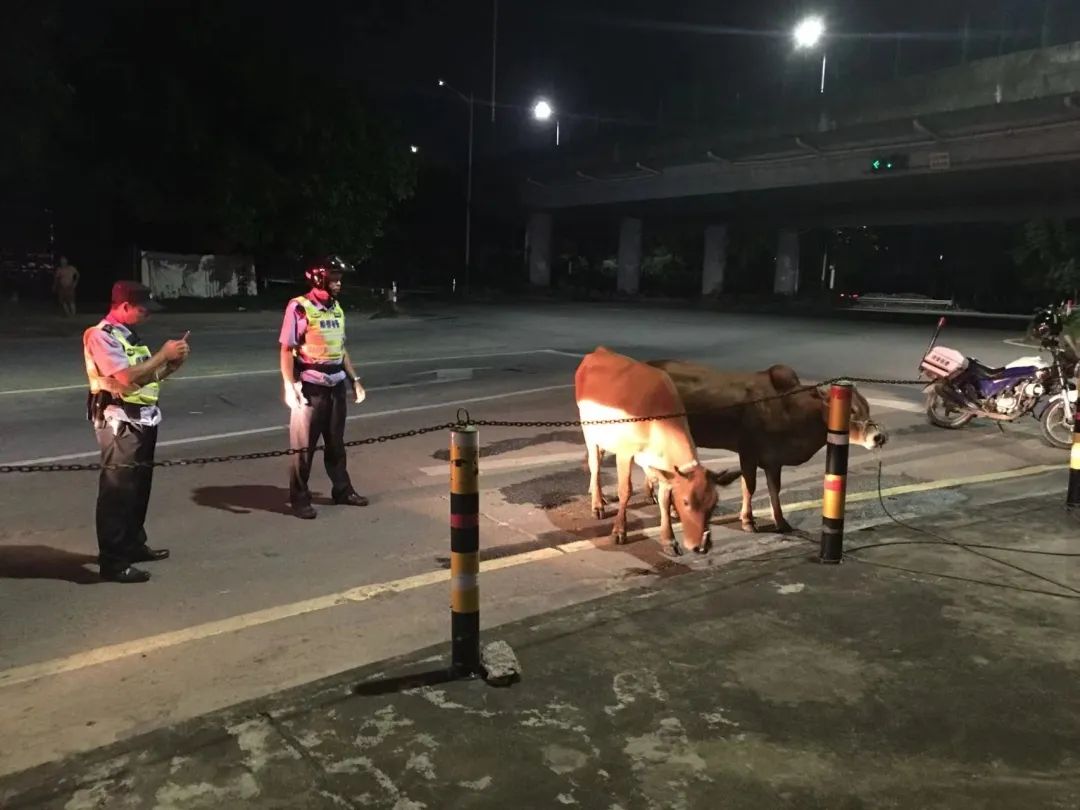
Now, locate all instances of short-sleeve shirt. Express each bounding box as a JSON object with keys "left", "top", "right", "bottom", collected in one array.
[
  {"left": 84, "top": 320, "right": 162, "bottom": 426},
  {"left": 278, "top": 297, "right": 347, "bottom": 387}
]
